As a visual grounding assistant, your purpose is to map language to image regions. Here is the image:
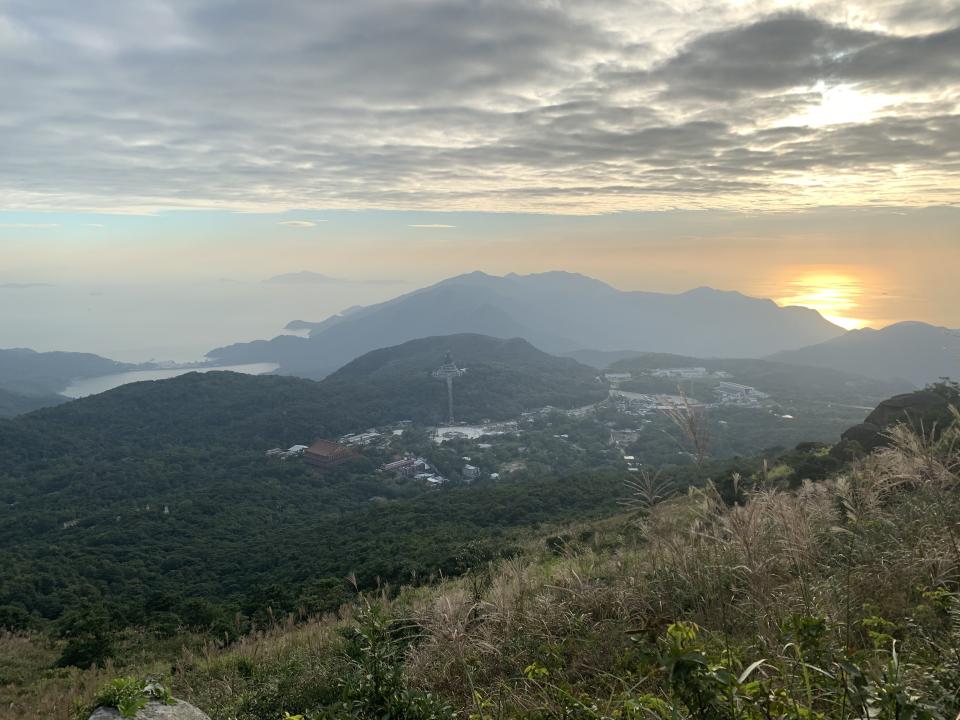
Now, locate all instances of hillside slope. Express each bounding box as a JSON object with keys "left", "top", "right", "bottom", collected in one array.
[
  {"left": 4, "top": 335, "right": 603, "bottom": 456},
  {"left": 771, "top": 321, "right": 960, "bottom": 386},
  {"left": 607, "top": 352, "right": 909, "bottom": 405},
  {"left": 0, "top": 335, "right": 613, "bottom": 626},
  {"left": 322, "top": 334, "right": 606, "bottom": 426},
  {"left": 0, "top": 387, "right": 67, "bottom": 418},
  {"left": 5, "top": 399, "right": 959, "bottom": 720},
  {"left": 208, "top": 271, "right": 845, "bottom": 378},
  {"left": 599, "top": 352, "right": 911, "bottom": 459},
  {"left": 0, "top": 347, "right": 134, "bottom": 396}
]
